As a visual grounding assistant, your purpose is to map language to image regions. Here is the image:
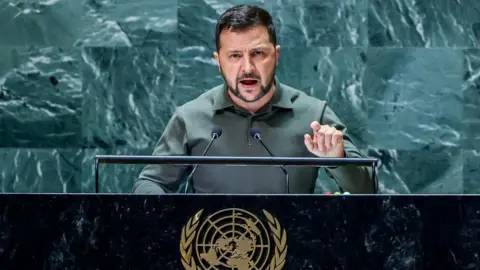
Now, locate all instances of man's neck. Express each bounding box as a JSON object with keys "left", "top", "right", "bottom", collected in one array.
[{"left": 229, "top": 85, "right": 276, "bottom": 114}]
